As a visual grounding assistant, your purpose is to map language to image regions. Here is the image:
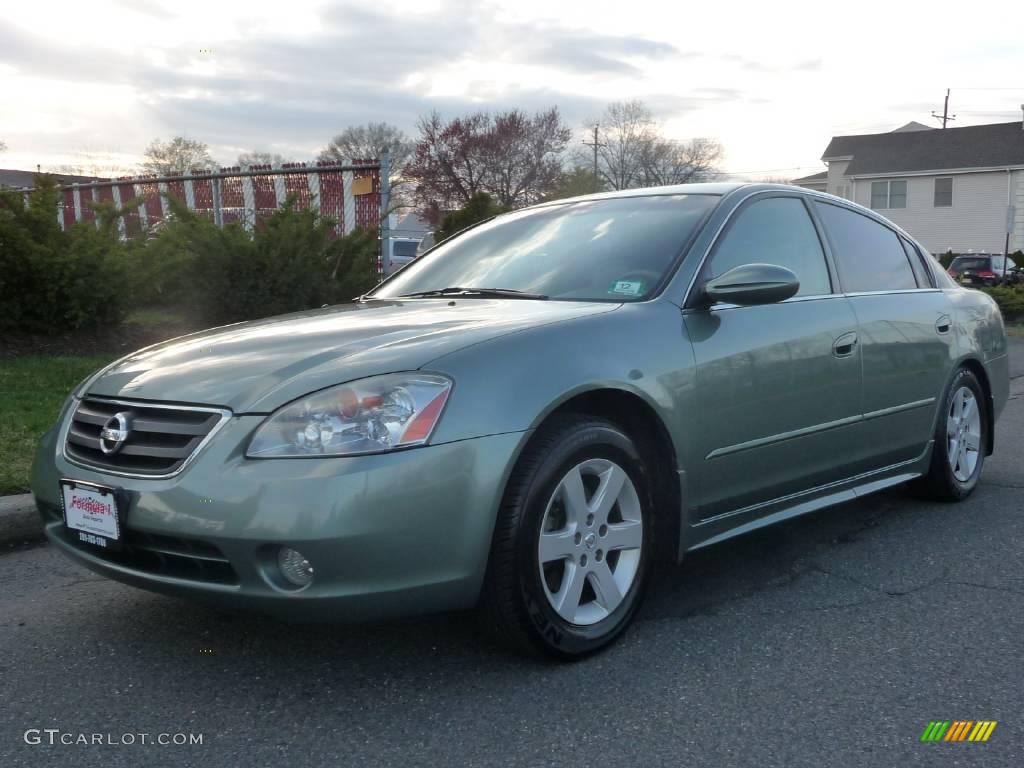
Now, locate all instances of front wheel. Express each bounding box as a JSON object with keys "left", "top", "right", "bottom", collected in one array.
[
  {"left": 480, "top": 416, "right": 654, "bottom": 660},
  {"left": 913, "top": 367, "right": 988, "bottom": 501}
]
